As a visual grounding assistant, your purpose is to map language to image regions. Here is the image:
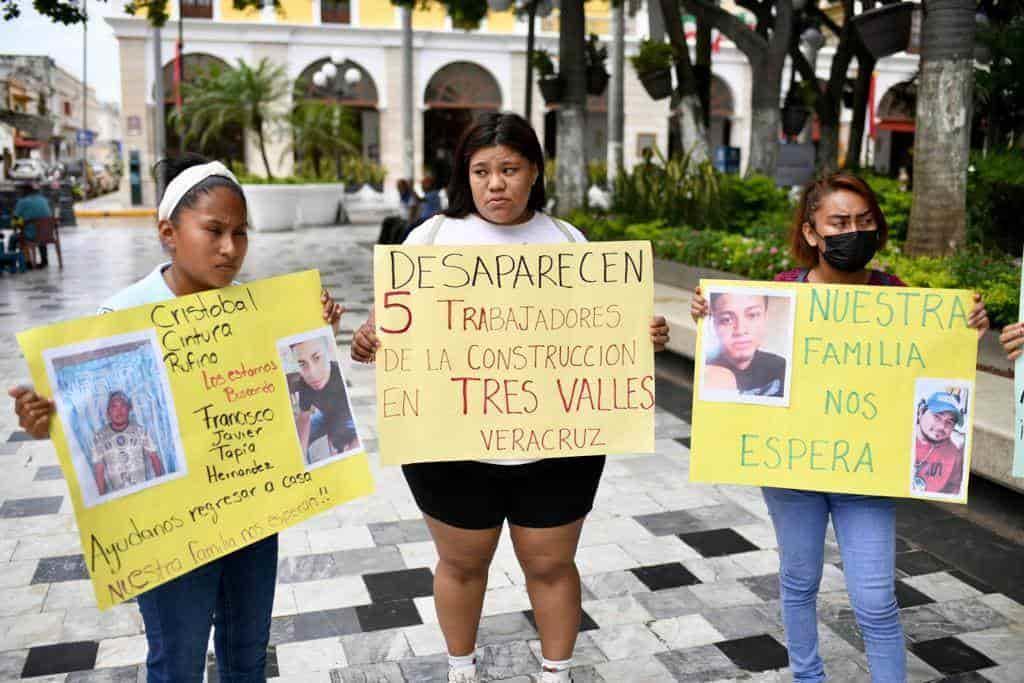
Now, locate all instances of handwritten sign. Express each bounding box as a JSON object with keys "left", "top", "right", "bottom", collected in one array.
[
  {"left": 17, "top": 271, "right": 374, "bottom": 609},
  {"left": 690, "top": 280, "right": 978, "bottom": 503},
  {"left": 1015, "top": 250, "right": 1024, "bottom": 478},
  {"left": 373, "top": 242, "right": 655, "bottom": 464}
]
